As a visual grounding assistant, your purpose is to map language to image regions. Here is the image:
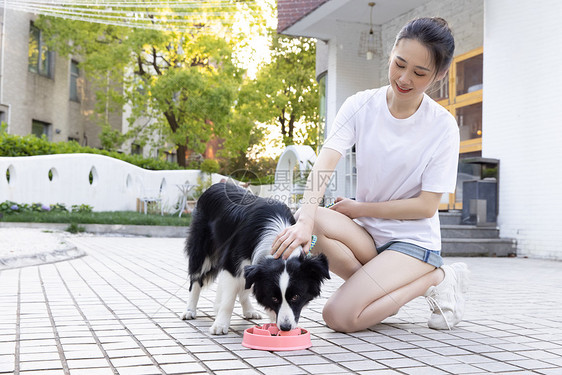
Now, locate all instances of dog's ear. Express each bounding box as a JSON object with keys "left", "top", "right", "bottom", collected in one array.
[
  {"left": 244, "top": 265, "right": 259, "bottom": 289},
  {"left": 301, "top": 253, "right": 331, "bottom": 281}
]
